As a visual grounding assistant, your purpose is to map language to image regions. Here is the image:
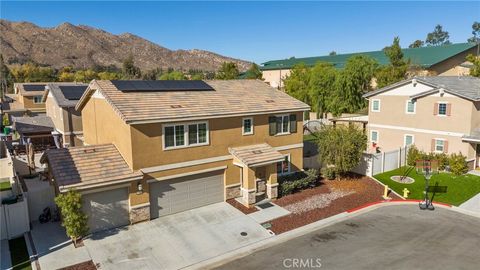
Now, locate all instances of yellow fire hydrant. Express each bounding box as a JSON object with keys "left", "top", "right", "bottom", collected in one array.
[
  {"left": 403, "top": 188, "right": 410, "bottom": 198},
  {"left": 382, "top": 185, "right": 391, "bottom": 200}
]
